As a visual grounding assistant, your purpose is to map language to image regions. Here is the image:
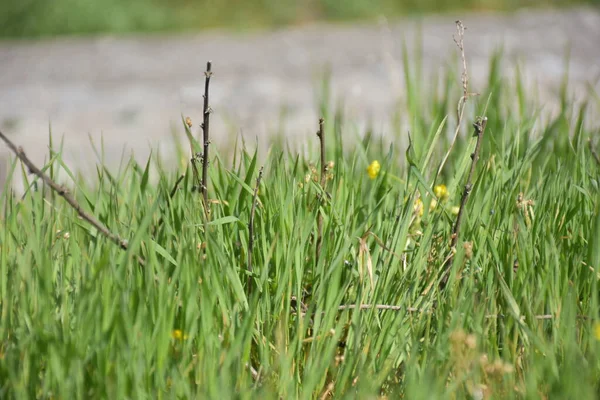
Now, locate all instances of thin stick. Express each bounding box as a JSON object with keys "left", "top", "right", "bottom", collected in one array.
[
  {"left": 247, "top": 166, "right": 264, "bottom": 295},
  {"left": 201, "top": 61, "right": 213, "bottom": 214},
  {"left": 336, "top": 304, "right": 562, "bottom": 321},
  {"left": 315, "top": 118, "right": 326, "bottom": 264},
  {"left": 0, "top": 130, "right": 130, "bottom": 251},
  {"left": 440, "top": 117, "right": 487, "bottom": 289},
  {"left": 435, "top": 20, "right": 477, "bottom": 182},
  {"left": 337, "top": 304, "right": 420, "bottom": 312}
]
